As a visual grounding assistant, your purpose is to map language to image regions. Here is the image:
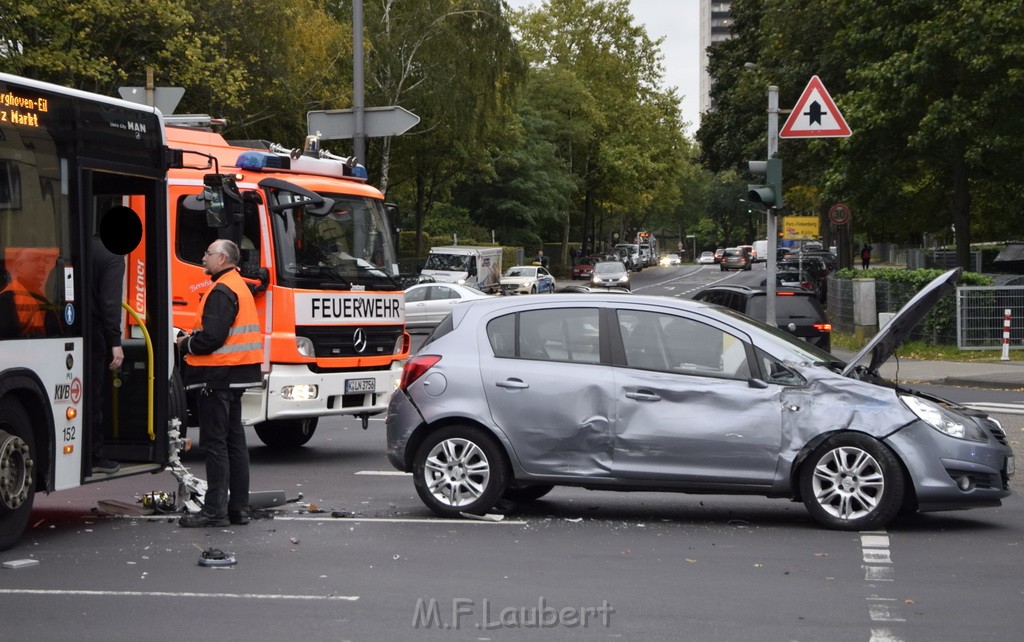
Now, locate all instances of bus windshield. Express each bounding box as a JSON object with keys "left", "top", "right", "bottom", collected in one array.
[{"left": 270, "top": 191, "right": 400, "bottom": 291}]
